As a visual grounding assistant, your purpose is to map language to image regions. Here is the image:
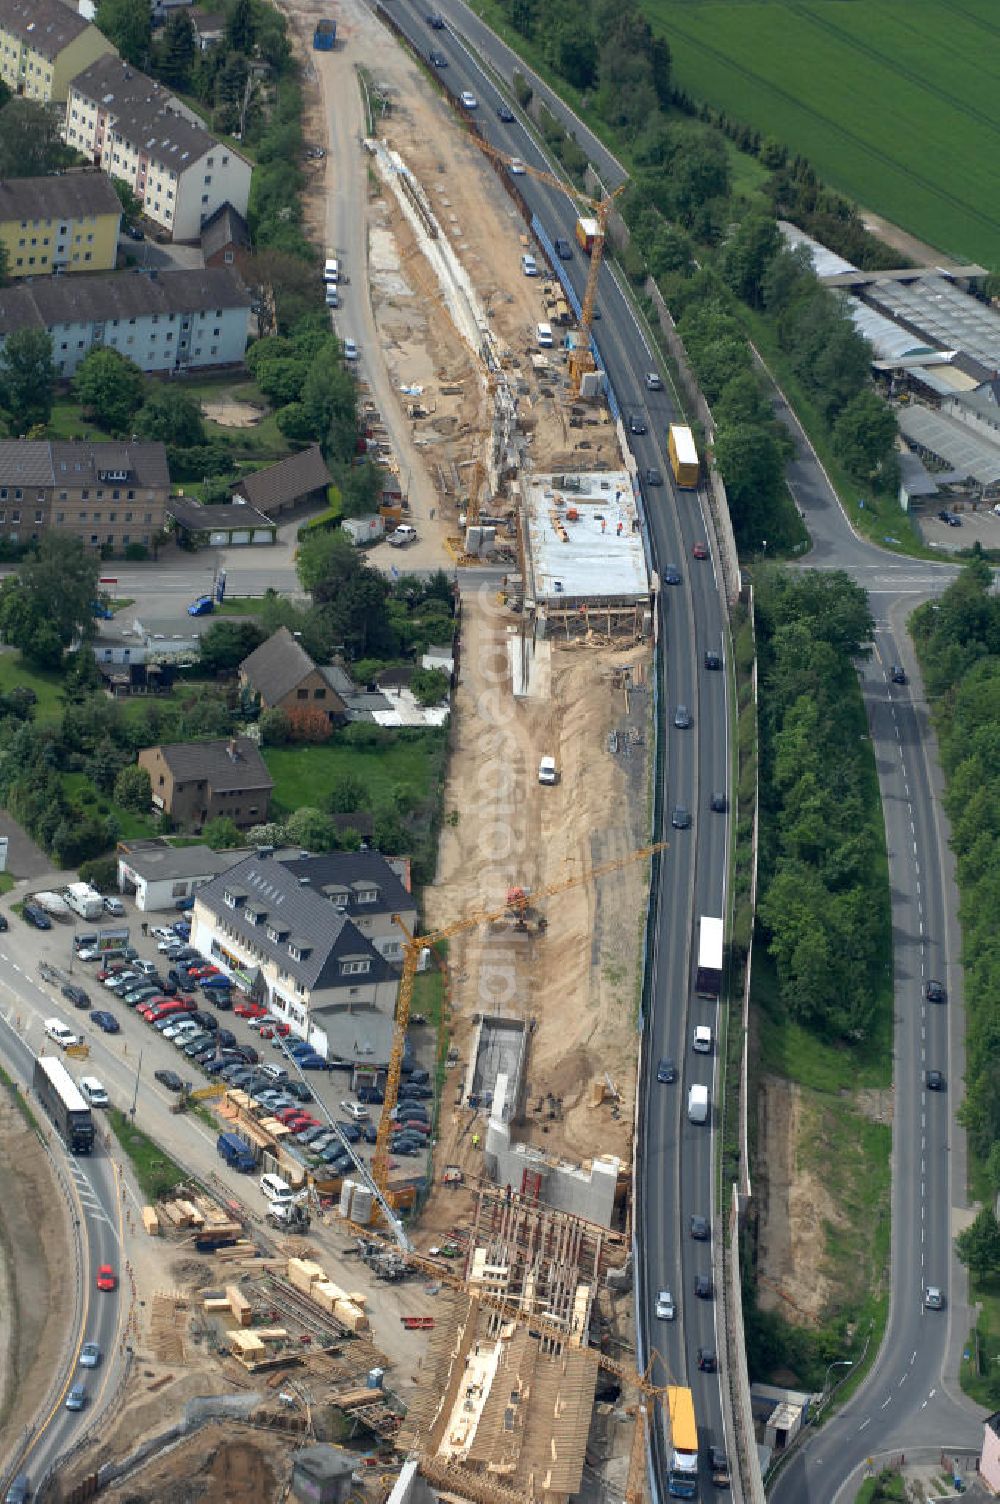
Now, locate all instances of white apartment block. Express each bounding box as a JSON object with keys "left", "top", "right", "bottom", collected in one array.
[
  {"left": 0, "top": 267, "right": 251, "bottom": 377},
  {"left": 65, "top": 54, "right": 251, "bottom": 242}
]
